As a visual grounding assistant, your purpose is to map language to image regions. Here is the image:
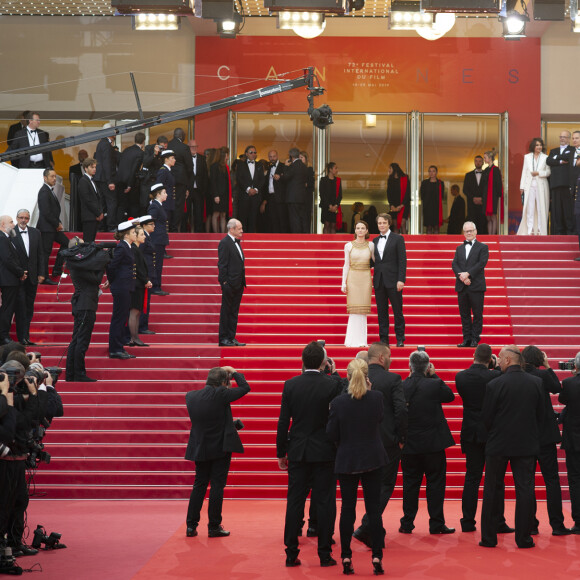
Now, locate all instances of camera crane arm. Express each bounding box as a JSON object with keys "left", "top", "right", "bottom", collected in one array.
[{"left": 0, "top": 67, "right": 324, "bottom": 164}]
